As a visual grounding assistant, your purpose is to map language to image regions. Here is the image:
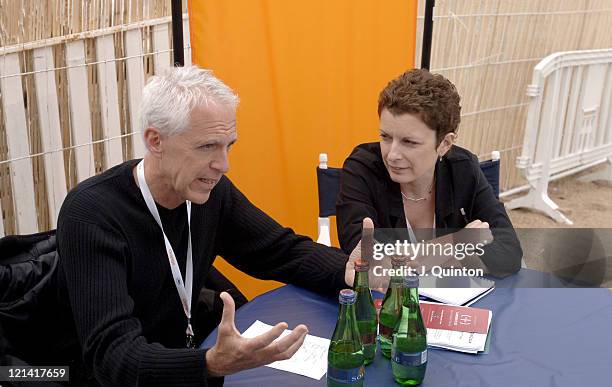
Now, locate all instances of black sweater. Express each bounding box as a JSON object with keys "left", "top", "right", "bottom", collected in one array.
[
  {"left": 57, "top": 159, "right": 348, "bottom": 386},
  {"left": 336, "top": 143, "right": 522, "bottom": 277}
]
